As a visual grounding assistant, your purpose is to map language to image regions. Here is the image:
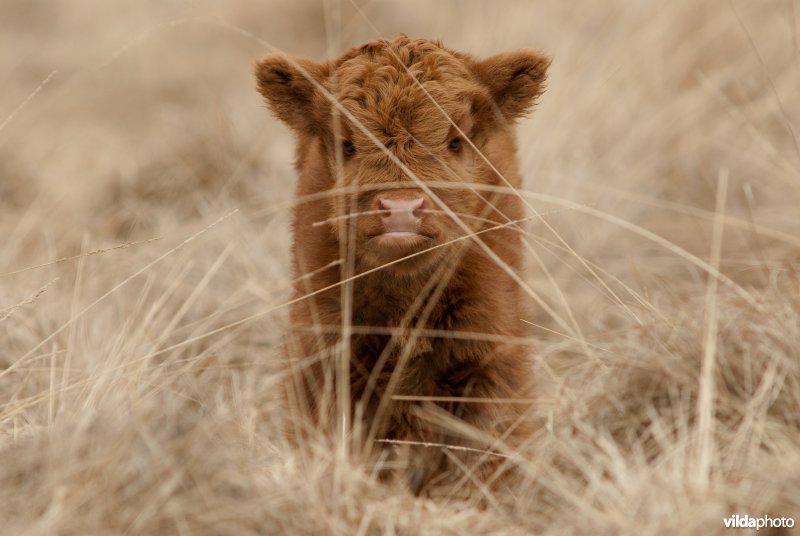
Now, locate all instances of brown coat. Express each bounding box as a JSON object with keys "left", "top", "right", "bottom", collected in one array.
[{"left": 255, "top": 35, "right": 549, "bottom": 496}]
